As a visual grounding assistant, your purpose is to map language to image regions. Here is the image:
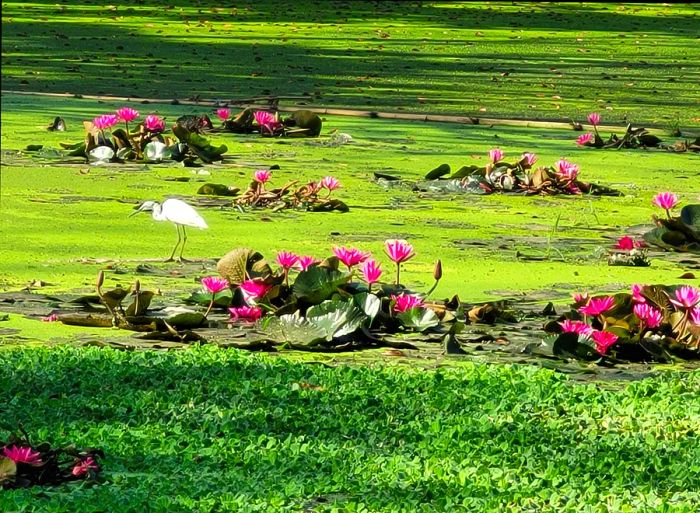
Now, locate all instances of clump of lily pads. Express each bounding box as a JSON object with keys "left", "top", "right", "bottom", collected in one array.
[
  {"left": 197, "top": 170, "right": 348, "bottom": 212},
  {"left": 56, "top": 107, "right": 227, "bottom": 165},
  {"left": 216, "top": 107, "right": 323, "bottom": 137},
  {"left": 1, "top": 431, "right": 102, "bottom": 489},
  {"left": 421, "top": 150, "right": 621, "bottom": 196},
  {"left": 188, "top": 239, "right": 445, "bottom": 349},
  {"left": 541, "top": 284, "right": 700, "bottom": 363},
  {"left": 575, "top": 112, "right": 699, "bottom": 152},
  {"left": 642, "top": 192, "right": 700, "bottom": 253}
]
